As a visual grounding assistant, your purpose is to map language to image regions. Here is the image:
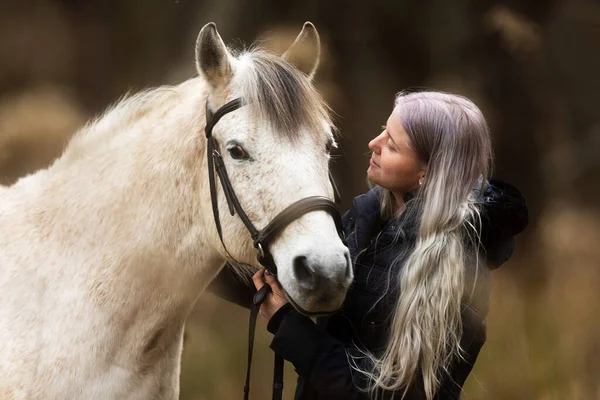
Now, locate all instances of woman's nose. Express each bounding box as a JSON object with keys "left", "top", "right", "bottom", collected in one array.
[{"left": 368, "top": 132, "right": 384, "bottom": 153}]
